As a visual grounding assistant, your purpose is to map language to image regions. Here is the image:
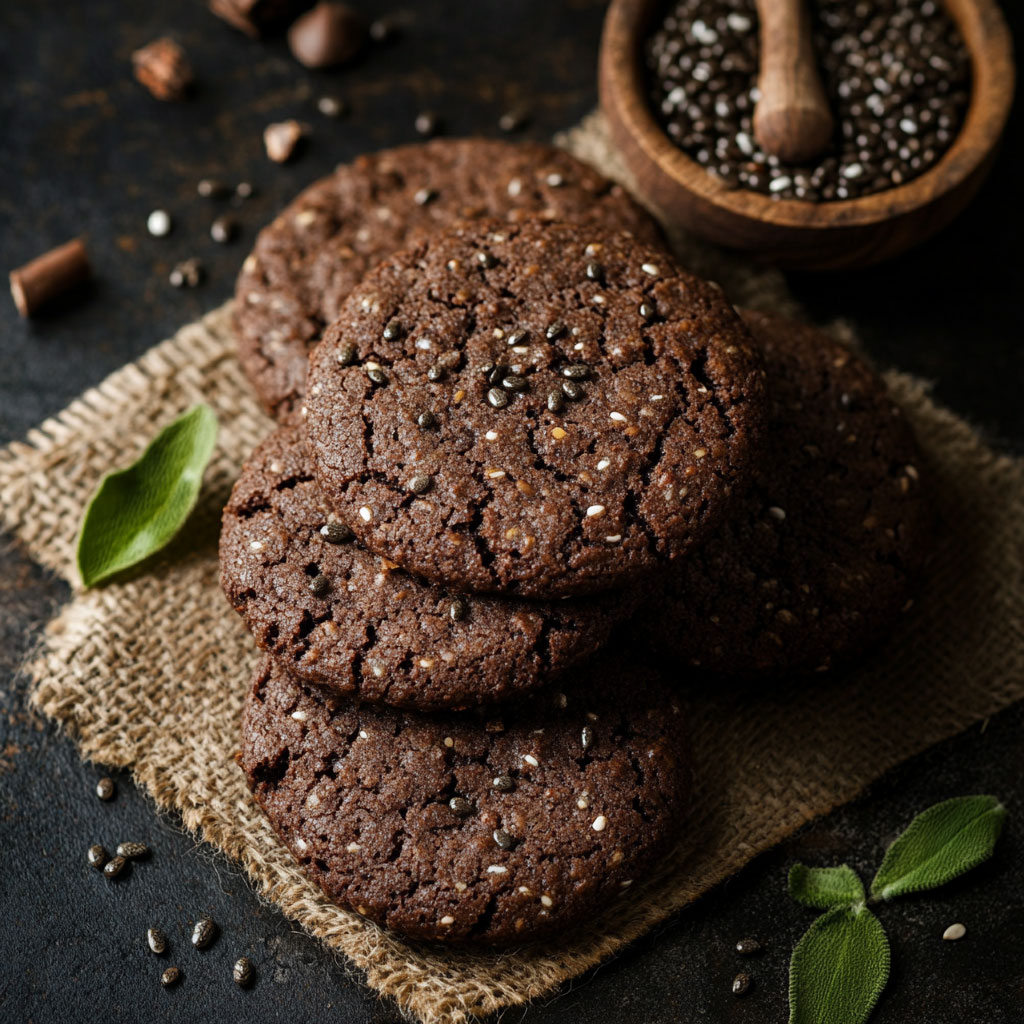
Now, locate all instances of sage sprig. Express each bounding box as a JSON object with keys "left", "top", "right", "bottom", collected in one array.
[
  {"left": 788, "top": 795, "right": 1007, "bottom": 1024},
  {"left": 76, "top": 404, "right": 218, "bottom": 587}
]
